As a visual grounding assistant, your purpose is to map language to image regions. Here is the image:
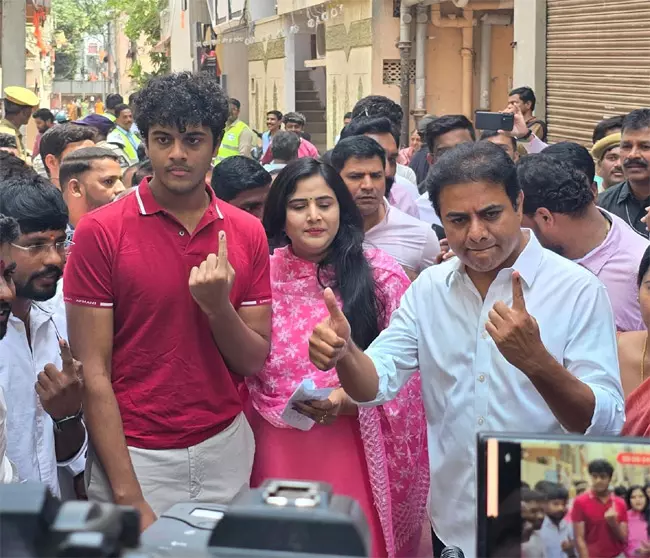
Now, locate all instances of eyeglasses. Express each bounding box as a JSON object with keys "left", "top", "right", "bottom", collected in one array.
[{"left": 10, "top": 240, "right": 74, "bottom": 257}]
